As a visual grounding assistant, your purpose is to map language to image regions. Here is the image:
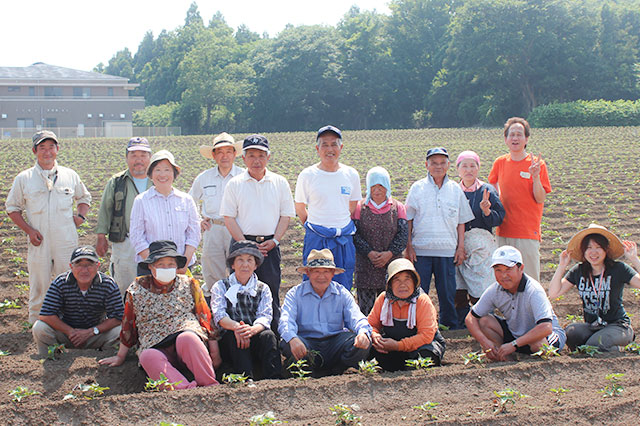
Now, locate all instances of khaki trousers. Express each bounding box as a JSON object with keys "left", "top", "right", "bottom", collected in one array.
[
  {"left": 497, "top": 236, "right": 540, "bottom": 281},
  {"left": 32, "top": 320, "right": 121, "bottom": 356},
  {"left": 200, "top": 223, "right": 232, "bottom": 297},
  {"left": 109, "top": 237, "right": 138, "bottom": 295}
]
